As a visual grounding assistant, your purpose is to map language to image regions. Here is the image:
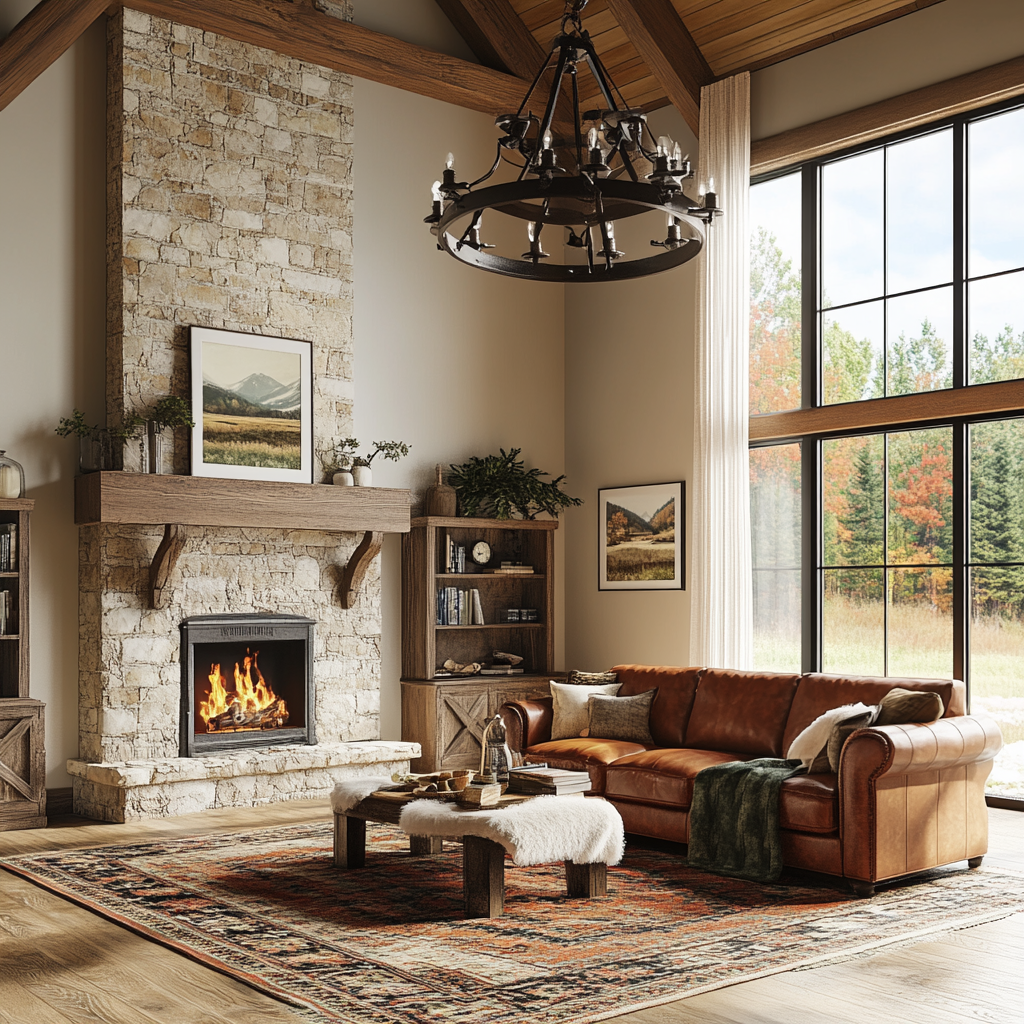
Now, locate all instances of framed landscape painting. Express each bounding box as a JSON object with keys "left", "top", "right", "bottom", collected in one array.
[
  {"left": 189, "top": 327, "right": 313, "bottom": 482},
  {"left": 599, "top": 482, "right": 684, "bottom": 591}
]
